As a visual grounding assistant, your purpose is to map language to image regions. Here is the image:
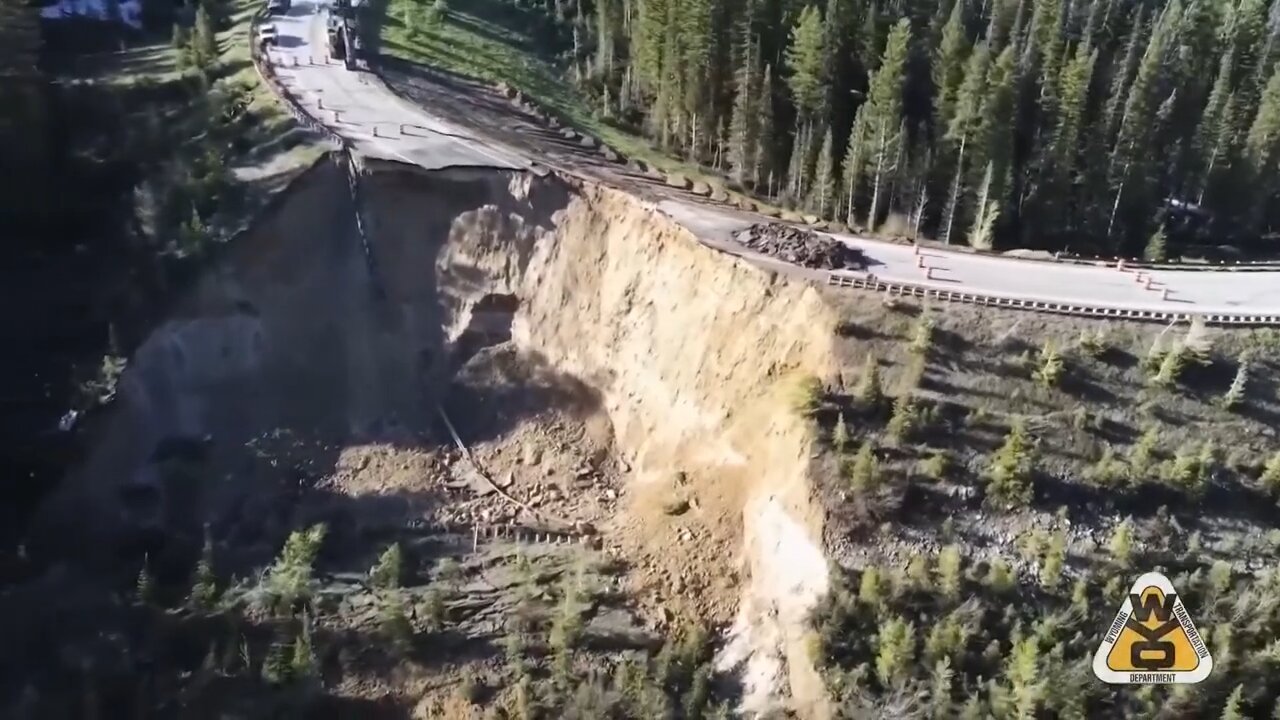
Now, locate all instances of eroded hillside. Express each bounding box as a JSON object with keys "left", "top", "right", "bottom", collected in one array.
[{"left": 12, "top": 153, "right": 843, "bottom": 717}]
